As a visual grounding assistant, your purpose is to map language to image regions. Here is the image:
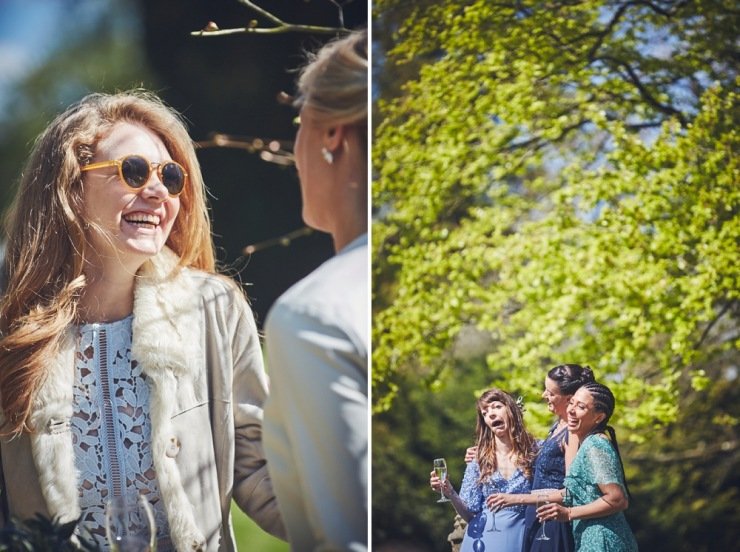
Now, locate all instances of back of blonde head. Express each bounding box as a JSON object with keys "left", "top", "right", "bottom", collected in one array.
[
  {"left": 295, "top": 29, "right": 368, "bottom": 130},
  {"left": 0, "top": 90, "right": 214, "bottom": 435}
]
